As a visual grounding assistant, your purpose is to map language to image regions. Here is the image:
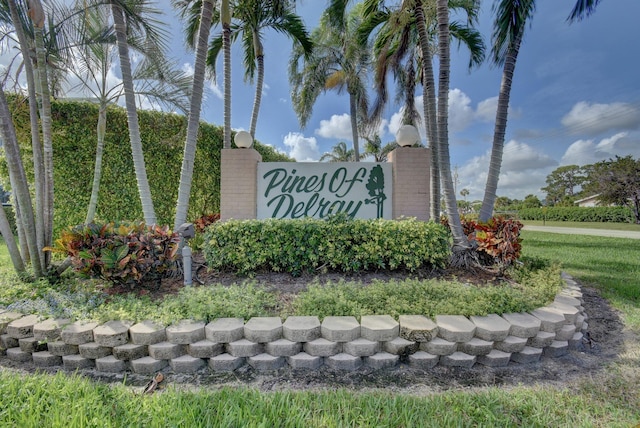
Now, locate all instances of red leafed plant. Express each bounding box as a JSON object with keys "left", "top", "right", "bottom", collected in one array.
[
  {"left": 466, "top": 217, "right": 524, "bottom": 266},
  {"left": 47, "top": 221, "right": 181, "bottom": 287},
  {"left": 441, "top": 216, "right": 524, "bottom": 268},
  {"left": 194, "top": 213, "right": 221, "bottom": 233}
]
